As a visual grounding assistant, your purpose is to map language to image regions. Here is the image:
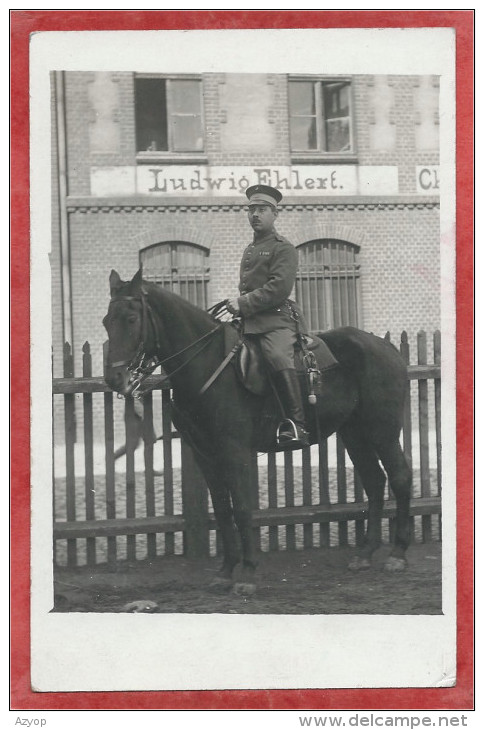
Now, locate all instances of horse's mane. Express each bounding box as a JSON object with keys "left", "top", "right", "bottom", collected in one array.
[{"left": 143, "top": 278, "right": 217, "bottom": 328}]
